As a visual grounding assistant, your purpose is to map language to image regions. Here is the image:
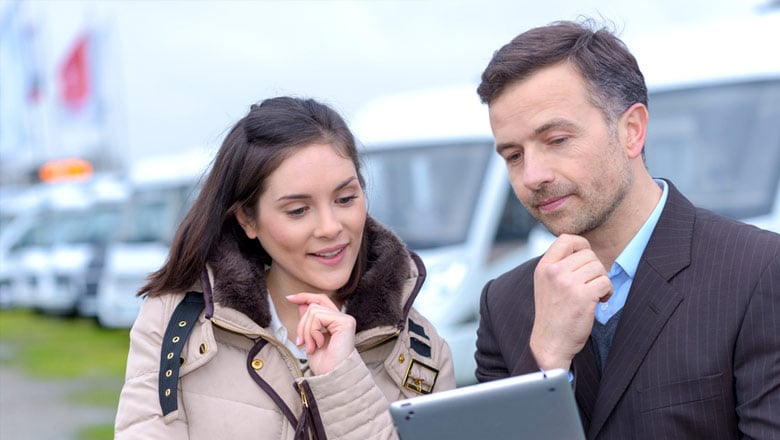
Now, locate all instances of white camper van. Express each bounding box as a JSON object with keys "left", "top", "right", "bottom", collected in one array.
[
  {"left": 95, "top": 149, "right": 211, "bottom": 328},
  {"left": 352, "top": 12, "right": 780, "bottom": 385},
  {"left": 353, "top": 88, "right": 551, "bottom": 386},
  {"left": 0, "top": 176, "right": 127, "bottom": 315}
]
